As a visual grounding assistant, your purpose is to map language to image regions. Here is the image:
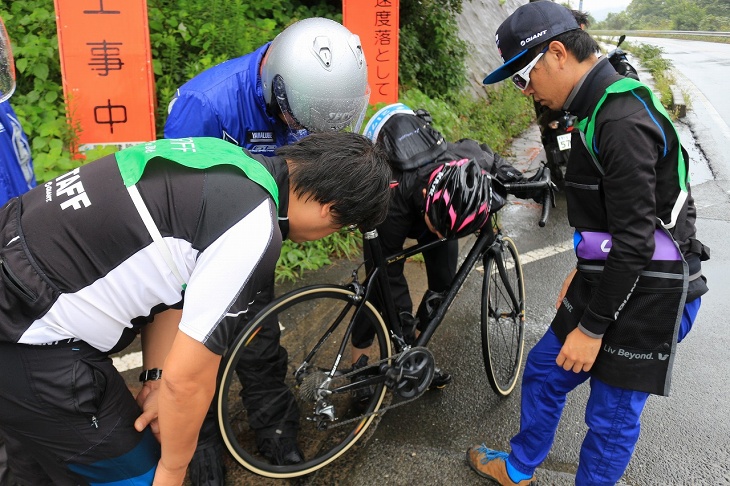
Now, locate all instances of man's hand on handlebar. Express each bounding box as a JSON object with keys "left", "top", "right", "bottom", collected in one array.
[
  {"left": 509, "top": 166, "right": 556, "bottom": 203},
  {"left": 501, "top": 165, "right": 555, "bottom": 227}
]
